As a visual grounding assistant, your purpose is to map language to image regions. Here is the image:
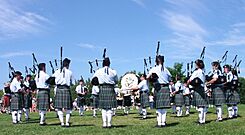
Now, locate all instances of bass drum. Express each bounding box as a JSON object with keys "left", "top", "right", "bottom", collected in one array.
[{"left": 121, "top": 73, "right": 139, "bottom": 90}]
